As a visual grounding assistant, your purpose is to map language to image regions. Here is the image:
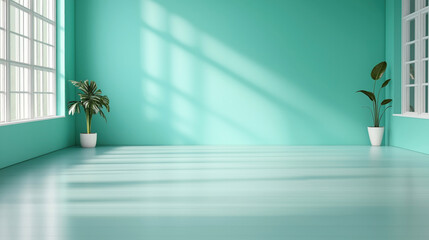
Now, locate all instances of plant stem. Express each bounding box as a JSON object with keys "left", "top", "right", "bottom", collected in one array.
[
  {"left": 86, "top": 111, "right": 92, "bottom": 134},
  {"left": 372, "top": 80, "right": 378, "bottom": 127}
]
